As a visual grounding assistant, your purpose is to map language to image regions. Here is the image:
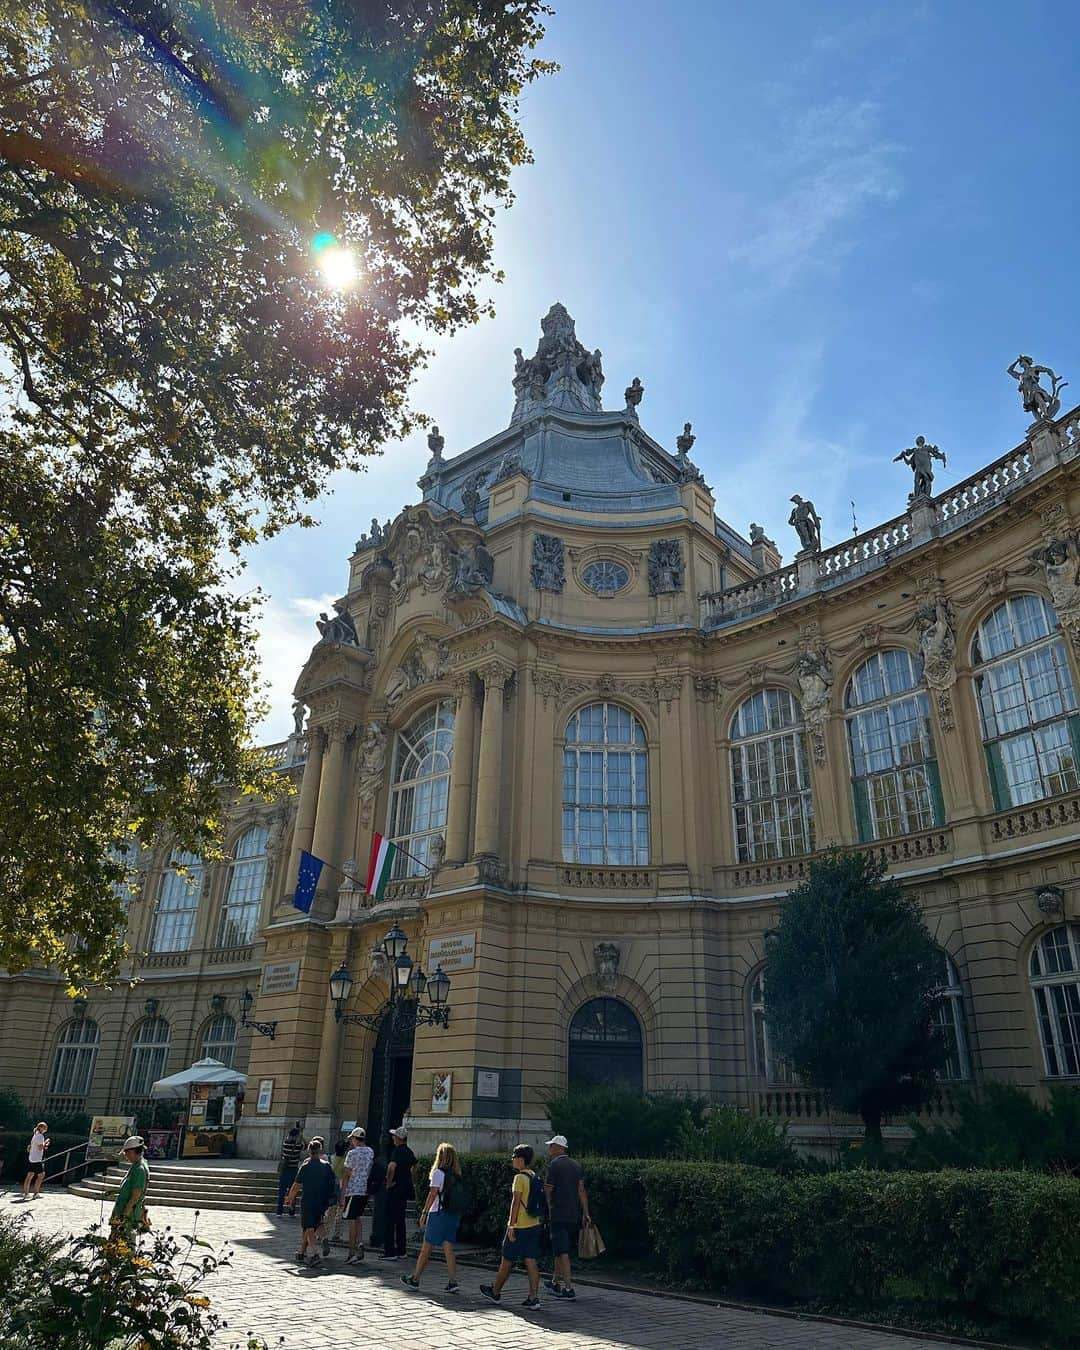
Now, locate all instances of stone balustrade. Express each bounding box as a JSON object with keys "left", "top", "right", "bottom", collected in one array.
[
  {"left": 752, "top": 1082, "right": 962, "bottom": 1125},
  {"left": 700, "top": 406, "right": 1077, "bottom": 629},
  {"left": 719, "top": 826, "right": 953, "bottom": 893},
  {"left": 987, "top": 788, "right": 1080, "bottom": 843},
  {"left": 561, "top": 865, "right": 655, "bottom": 889}
]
